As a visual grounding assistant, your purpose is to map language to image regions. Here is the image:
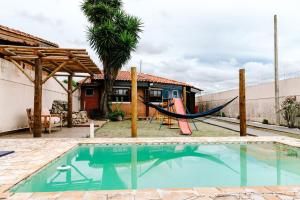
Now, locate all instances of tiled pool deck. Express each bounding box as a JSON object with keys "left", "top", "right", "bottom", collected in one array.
[{"left": 1, "top": 136, "right": 300, "bottom": 199}]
